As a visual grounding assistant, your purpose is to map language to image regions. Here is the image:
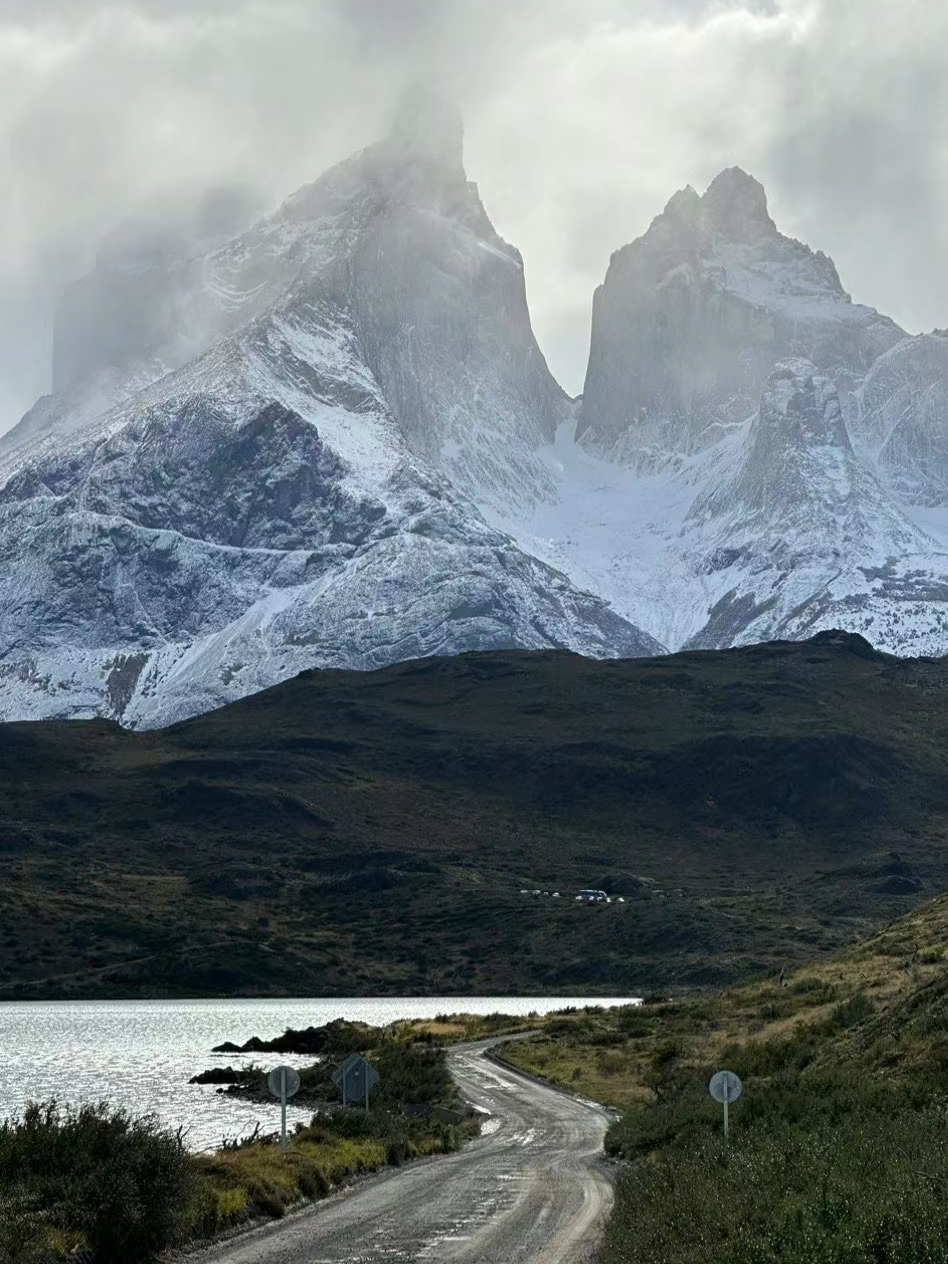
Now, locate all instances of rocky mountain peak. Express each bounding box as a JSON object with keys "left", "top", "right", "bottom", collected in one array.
[
  {"left": 700, "top": 166, "right": 775, "bottom": 239},
  {"left": 578, "top": 167, "right": 904, "bottom": 469},
  {"left": 661, "top": 184, "right": 701, "bottom": 225}
]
